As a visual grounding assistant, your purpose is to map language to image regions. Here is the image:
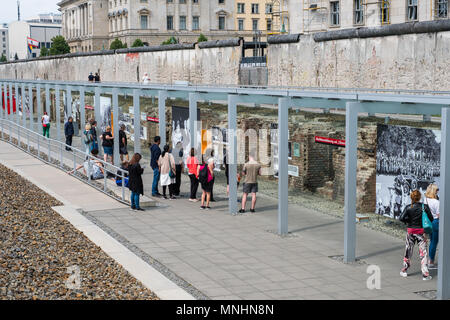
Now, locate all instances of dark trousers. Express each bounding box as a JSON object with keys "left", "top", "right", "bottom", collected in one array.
[
  {"left": 189, "top": 174, "right": 199, "bottom": 199},
  {"left": 210, "top": 177, "right": 215, "bottom": 201},
  {"left": 163, "top": 184, "right": 175, "bottom": 197},
  {"left": 65, "top": 135, "right": 73, "bottom": 150},
  {"left": 174, "top": 164, "right": 182, "bottom": 195}
]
